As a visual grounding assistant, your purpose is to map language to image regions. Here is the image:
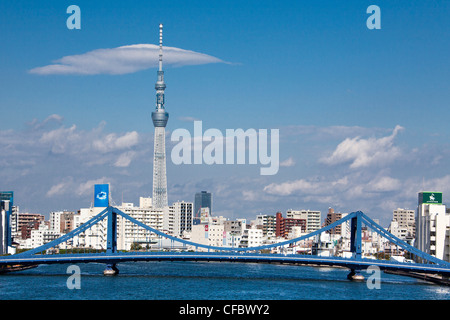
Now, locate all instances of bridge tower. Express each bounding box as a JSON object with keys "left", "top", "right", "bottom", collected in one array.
[
  {"left": 104, "top": 207, "right": 119, "bottom": 275},
  {"left": 347, "top": 211, "right": 364, "bottom": 281}
]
